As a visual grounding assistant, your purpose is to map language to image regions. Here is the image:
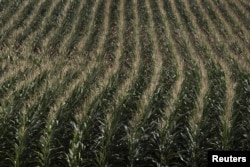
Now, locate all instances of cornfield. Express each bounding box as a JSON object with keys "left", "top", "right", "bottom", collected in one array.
[{"left": 0, "top": 0, "right": 249, "bottom": 166}]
